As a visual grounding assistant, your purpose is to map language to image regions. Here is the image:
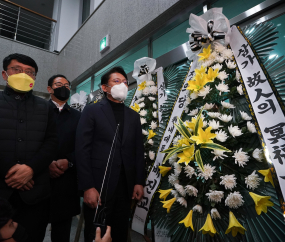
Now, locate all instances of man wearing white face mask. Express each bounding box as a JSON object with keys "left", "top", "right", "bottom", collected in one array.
[{"left": 76, "top": 66, "right": 145, "bottom": 242}]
